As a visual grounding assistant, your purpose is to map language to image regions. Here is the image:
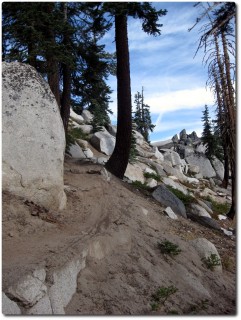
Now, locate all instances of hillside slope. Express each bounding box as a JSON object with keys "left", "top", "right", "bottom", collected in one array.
[{"left": 2, "top": 158, "right": 236, "bottom": 315}]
